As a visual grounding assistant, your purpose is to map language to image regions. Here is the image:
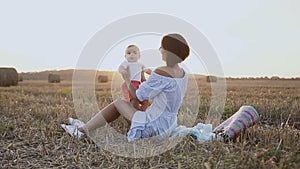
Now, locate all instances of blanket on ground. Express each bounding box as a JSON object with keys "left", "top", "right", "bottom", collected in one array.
[{"left": 171, "top": 106, "right": 260, "bottom": 142}]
